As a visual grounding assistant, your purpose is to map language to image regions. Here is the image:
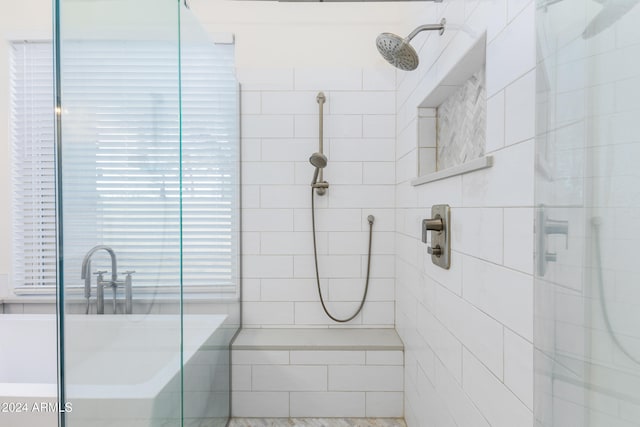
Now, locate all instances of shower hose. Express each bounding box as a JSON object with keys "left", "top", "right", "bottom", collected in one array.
[
  {"left": 311, "top": 188, "right": 374, "bottom": 323},
  {"left": 592, "top": 217, "right": 640, "bottom": 365}
]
